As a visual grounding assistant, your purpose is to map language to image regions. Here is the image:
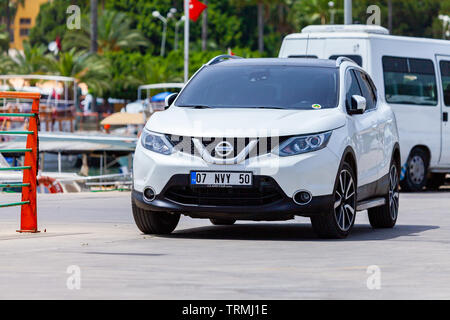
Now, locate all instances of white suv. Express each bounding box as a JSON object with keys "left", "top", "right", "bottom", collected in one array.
[{"left": 132, "top": 56, "right": 401, "bottom": 238}]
